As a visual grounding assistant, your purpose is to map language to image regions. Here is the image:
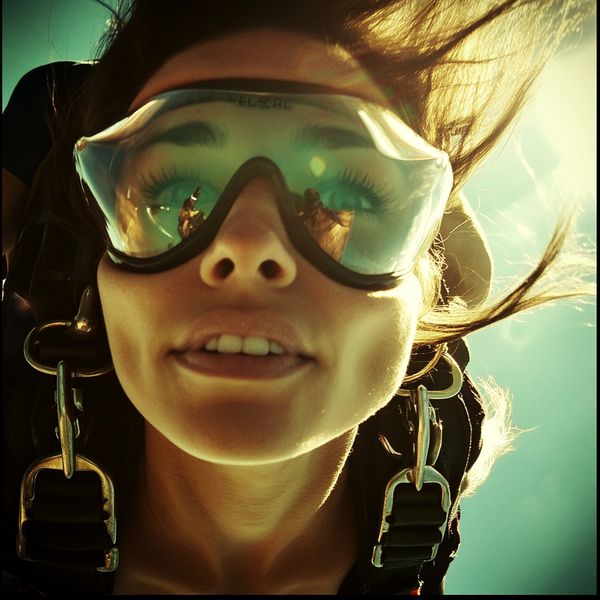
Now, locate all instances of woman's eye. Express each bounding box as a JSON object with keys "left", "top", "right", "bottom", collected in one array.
[
  {"left": 156, "top": 182, "right": 200, "bottom": 206},
  {"left": 322, "top": 187, "right": 374, "bottom": 211},
  {"left": 316, "top": 170, "right": 388, "bottom": 214},
  {"left": 137, "top": 173, "right": 219, "bottom": 243},
  {"left": 141, "top": 174, "right": 218, "bottom": 213}
]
